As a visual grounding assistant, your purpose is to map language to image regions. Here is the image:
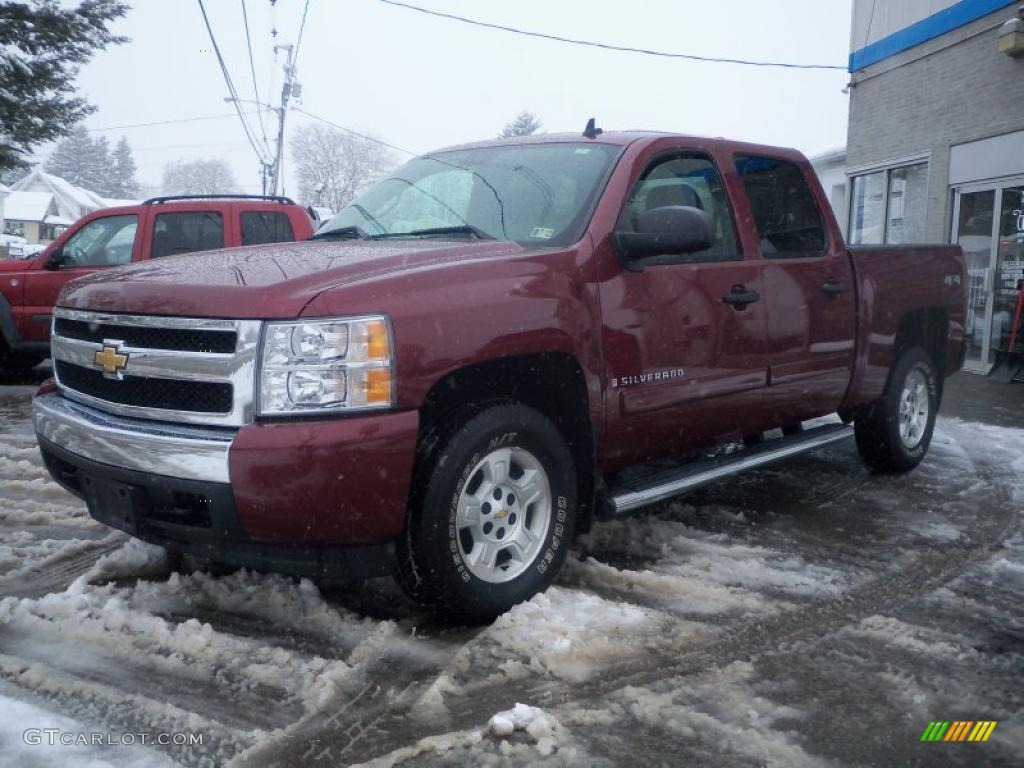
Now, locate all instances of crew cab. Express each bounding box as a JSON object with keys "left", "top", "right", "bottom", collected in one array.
[
  {"left": 1, "top": 195, "right": 314, "bottom": 372},
  {"left": 33, "top": 130, "right": 967, "bottom": 621}
]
